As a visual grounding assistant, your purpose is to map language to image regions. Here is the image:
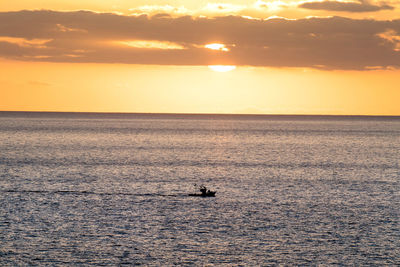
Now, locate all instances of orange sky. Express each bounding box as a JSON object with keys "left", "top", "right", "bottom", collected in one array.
[{"left": 1, "top": 1, "right": 400, "bottom": 115}]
